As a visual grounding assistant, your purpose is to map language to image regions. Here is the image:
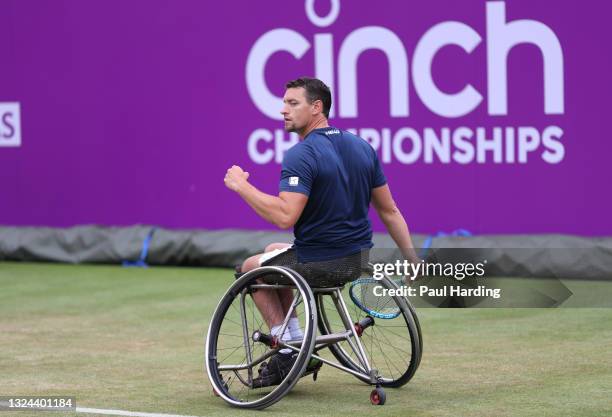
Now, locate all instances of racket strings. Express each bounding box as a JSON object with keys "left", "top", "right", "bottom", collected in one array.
[{"left": 350, "top": 278, "right": 402, "bottom": 318}]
